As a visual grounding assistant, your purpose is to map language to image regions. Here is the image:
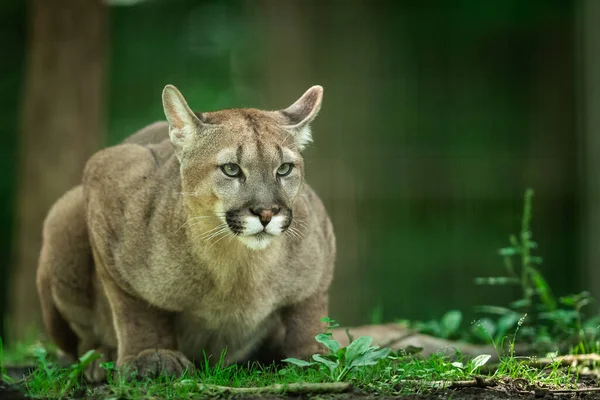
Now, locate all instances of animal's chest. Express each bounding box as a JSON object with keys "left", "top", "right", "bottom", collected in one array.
[
  {"left": 175, "top": 284, "right": 279, "bottom": 363},
  {"left": 191, "top": 286, "right": 275, "bottom": 330}
]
